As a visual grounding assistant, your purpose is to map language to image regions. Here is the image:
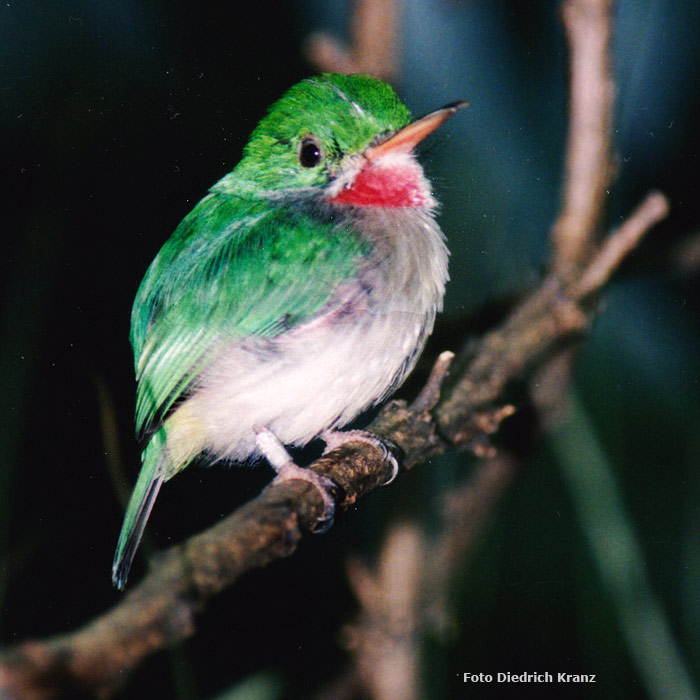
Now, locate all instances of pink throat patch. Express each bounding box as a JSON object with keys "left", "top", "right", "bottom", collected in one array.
[{"left": 330, "top": 160, "right": 428, "bottom": 208}]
